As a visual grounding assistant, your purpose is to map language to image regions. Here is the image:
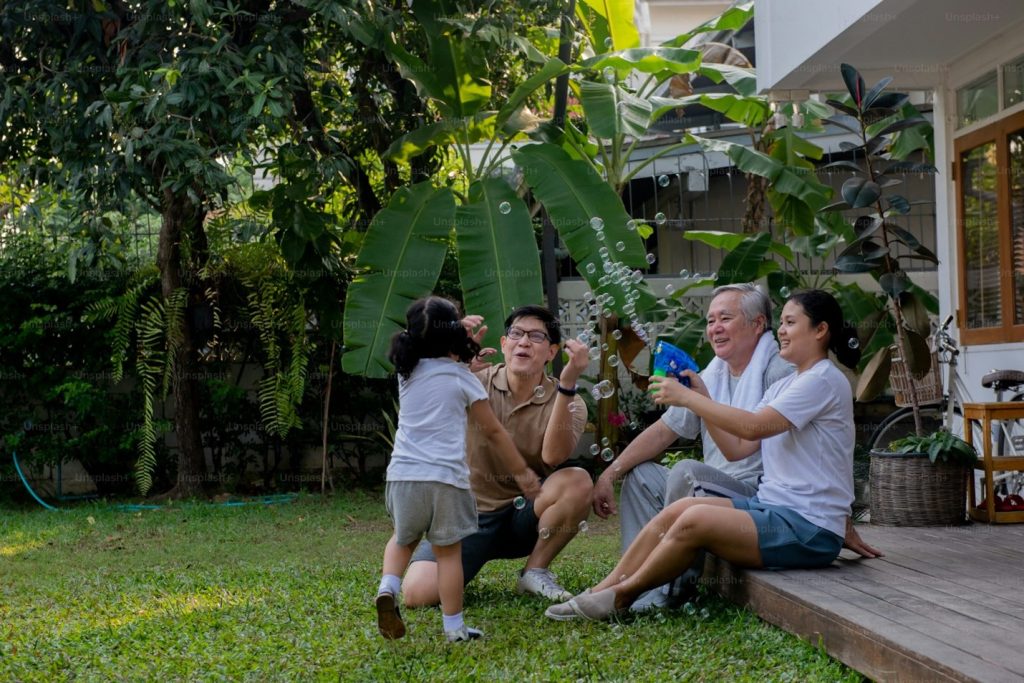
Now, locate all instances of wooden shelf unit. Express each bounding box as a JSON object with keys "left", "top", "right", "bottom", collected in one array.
[{"left": 963, "top": 402, "right": 1024, "bottom": 523}]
